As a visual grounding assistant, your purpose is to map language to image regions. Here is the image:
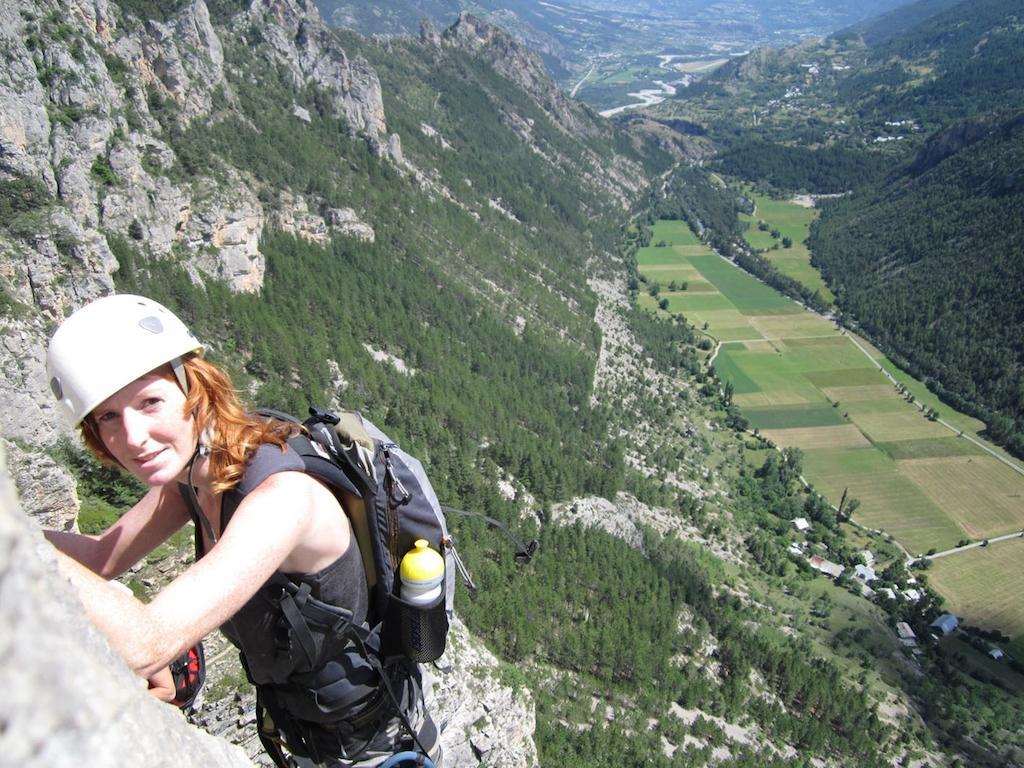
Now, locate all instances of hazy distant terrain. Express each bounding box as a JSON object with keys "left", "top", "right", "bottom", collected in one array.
[{"left": 314, "top": 0, "right": 915, "bottom": 106}]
